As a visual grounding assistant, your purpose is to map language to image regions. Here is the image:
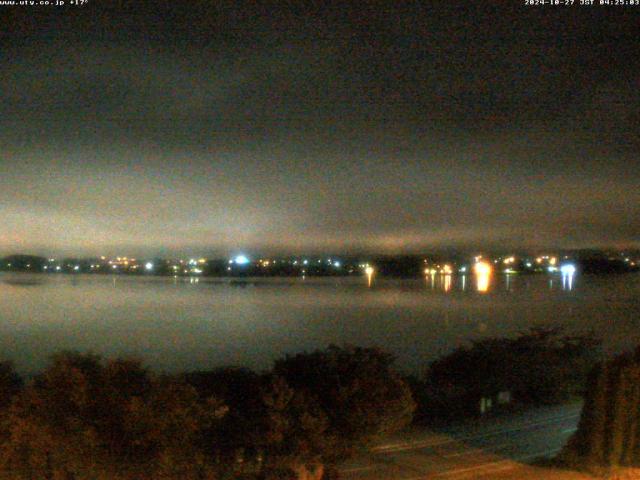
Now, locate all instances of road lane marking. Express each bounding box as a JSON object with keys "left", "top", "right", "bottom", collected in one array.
[{"left": 373, "top": 412, "right": 579, "bottom": 453}]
